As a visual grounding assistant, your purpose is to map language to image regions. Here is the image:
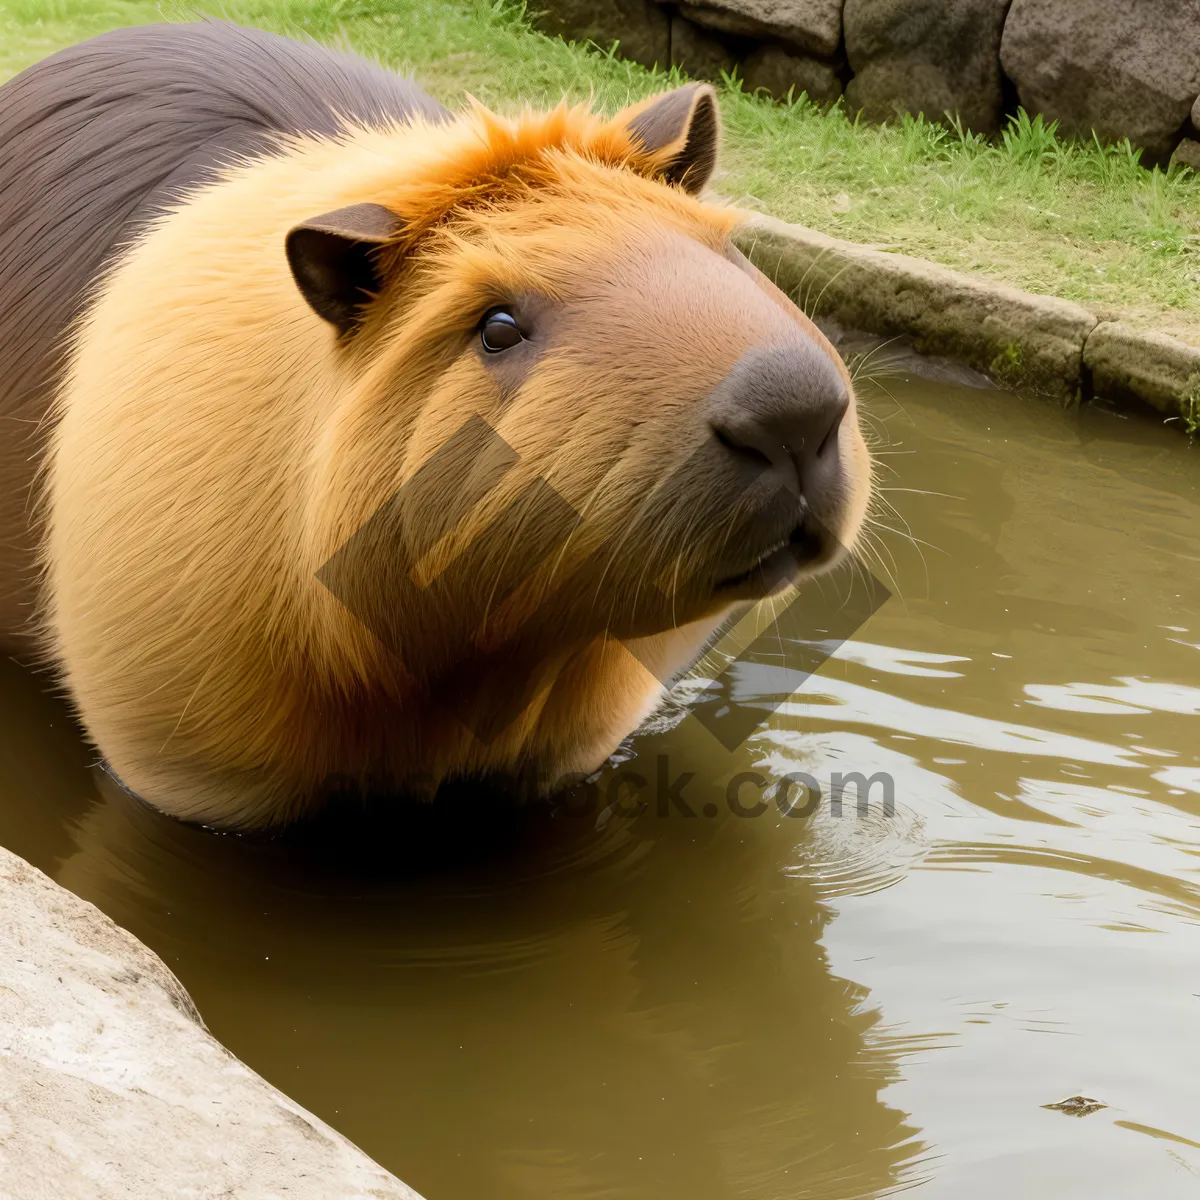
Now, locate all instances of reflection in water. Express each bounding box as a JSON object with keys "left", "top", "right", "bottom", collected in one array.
[
  {"left": 2, "top": 373, "right": 1200, "bottom": 1197},
  {"left": 1026, "top": 678, "right": 1200, "bottom": 716},
  {"left": 0, "top": 658, "right": 928, "bottom": 1199}
]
